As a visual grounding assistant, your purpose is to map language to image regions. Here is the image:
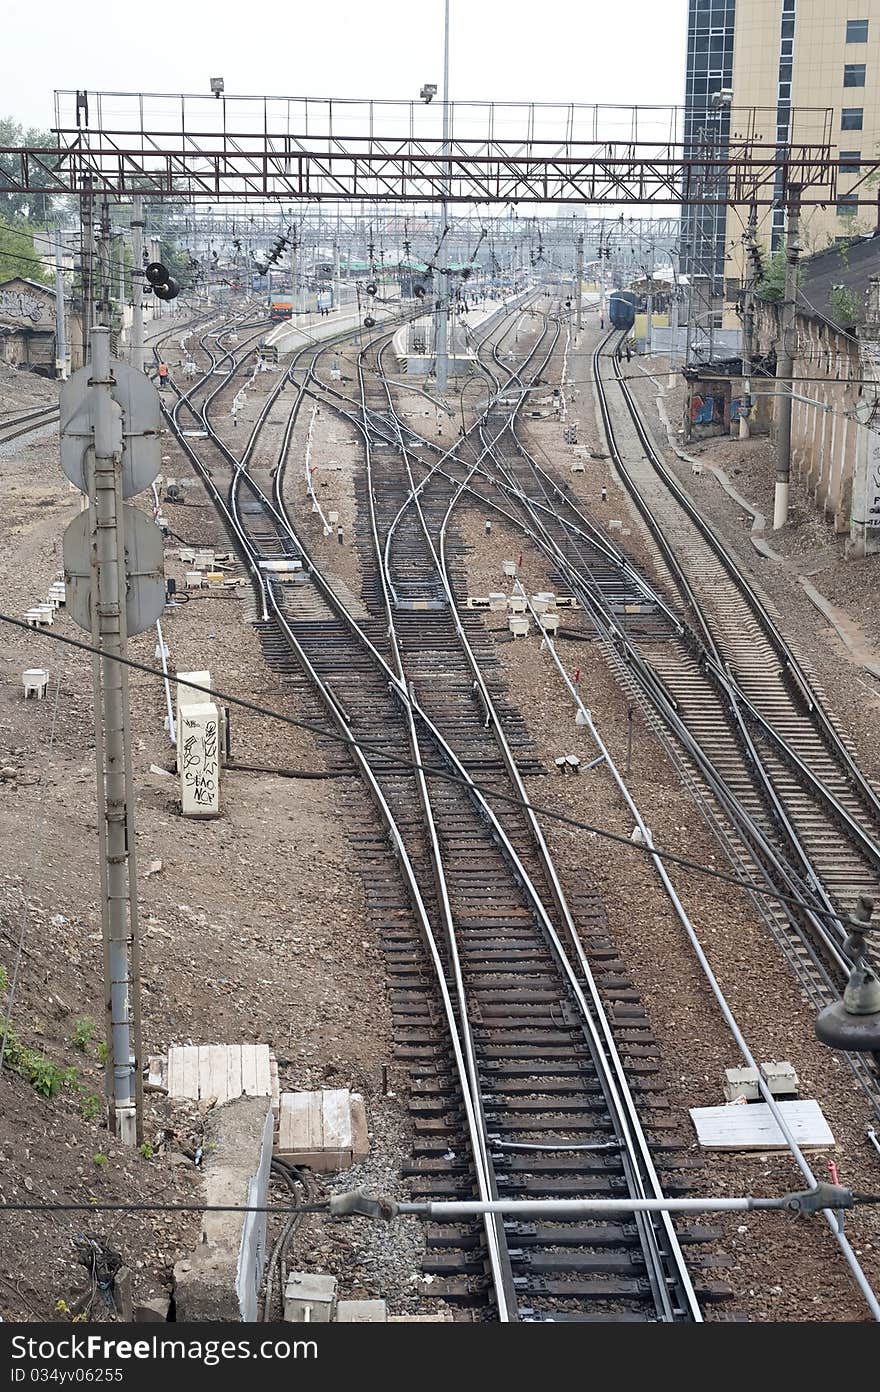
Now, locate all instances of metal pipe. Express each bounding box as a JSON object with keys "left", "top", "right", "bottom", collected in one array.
[
  {"left": 130, "top": 196, "right": 145, "bottom": 372},
  {"left": 89, "top": 326, "right": 137, "bottom": 1144},
  {"left": 434, "top": 0, "right": 451, "bottom": 393},
  {"left": 155, "top": 618, "right": 175, "bottom": 746},
  {"left": 774, "top": 186, "right": 801, "bottom": 529}
]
